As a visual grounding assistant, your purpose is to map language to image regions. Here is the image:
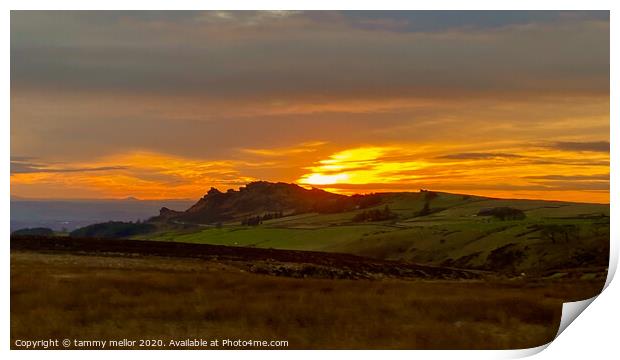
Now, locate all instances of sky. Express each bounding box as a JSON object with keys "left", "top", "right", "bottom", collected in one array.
[{"left": 10, "top": 11, "right": 610, "bottom": 203}]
